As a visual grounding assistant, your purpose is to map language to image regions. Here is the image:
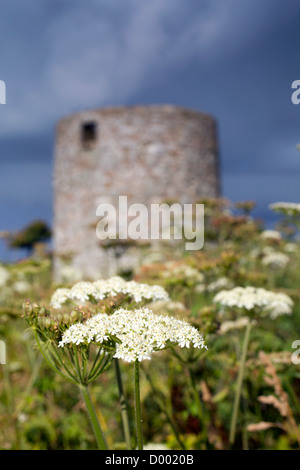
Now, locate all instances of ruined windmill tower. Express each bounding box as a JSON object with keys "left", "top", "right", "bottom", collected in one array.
[{"left": 53, "top": 105, "right": 220, "bottom": 281}]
